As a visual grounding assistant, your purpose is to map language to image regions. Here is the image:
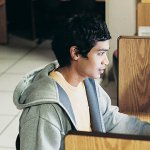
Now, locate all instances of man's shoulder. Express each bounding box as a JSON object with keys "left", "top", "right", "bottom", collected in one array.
[{"left": 21, "top": 103, "right": 66, "bottom": 127}]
